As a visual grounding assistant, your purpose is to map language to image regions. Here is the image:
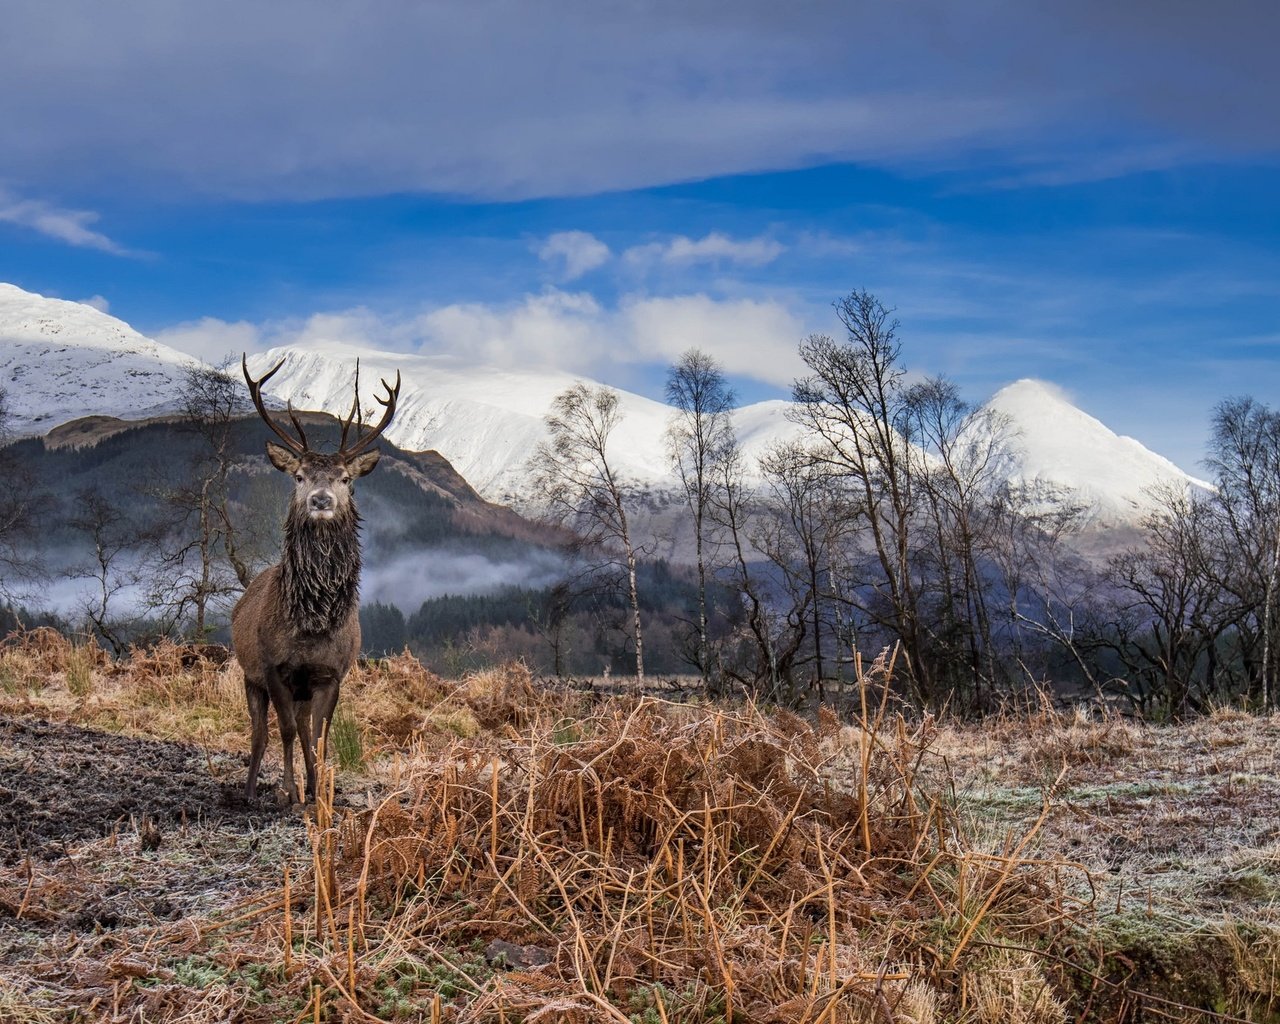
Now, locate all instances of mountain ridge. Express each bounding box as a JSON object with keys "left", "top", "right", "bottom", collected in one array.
[{"left": 1, "top": 282, "right": 1205, "bottom": 527}]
